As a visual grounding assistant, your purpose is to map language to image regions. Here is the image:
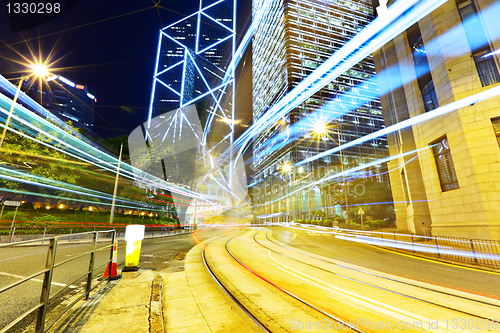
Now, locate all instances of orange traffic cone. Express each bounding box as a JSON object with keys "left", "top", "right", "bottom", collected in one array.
[{"left": 103, "top": 240, "right": 119, "bottom": 280}]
